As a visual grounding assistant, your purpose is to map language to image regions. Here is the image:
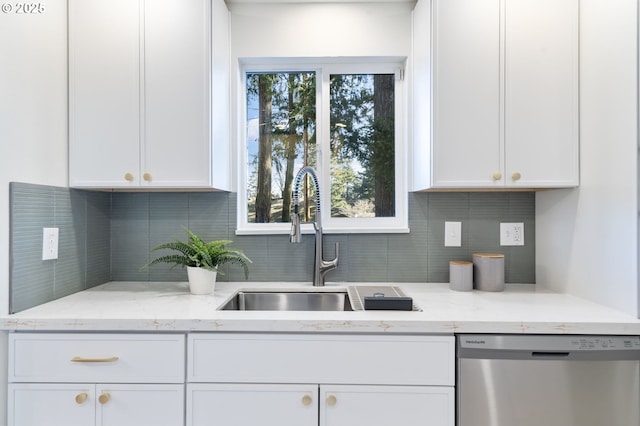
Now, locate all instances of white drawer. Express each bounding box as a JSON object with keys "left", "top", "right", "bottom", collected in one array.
[
  {"left": 9, "top": 333, "right": 185, "bottom": 383},
  {"left": 188, "top": 333, "right": 454, "bottom": 386}
]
